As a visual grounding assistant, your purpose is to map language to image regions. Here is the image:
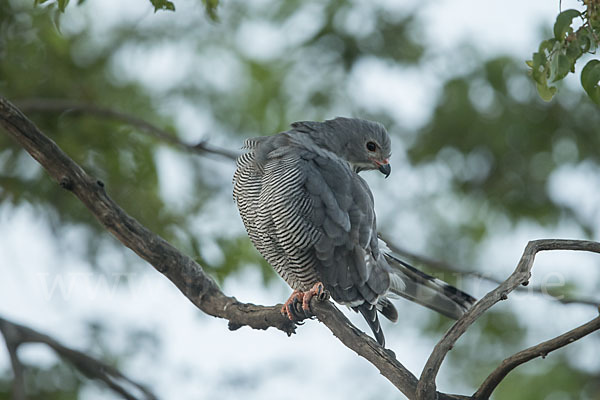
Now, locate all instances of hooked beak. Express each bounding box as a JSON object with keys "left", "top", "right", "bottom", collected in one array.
[{"left": 376, "top": 160, "right": 391, "bottom": 178}]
